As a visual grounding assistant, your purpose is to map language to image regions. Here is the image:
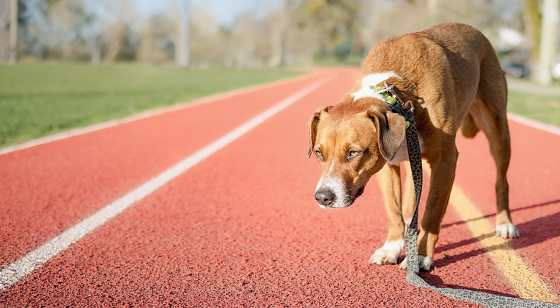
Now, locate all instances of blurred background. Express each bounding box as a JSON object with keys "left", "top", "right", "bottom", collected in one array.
[
  {"left": 0, "top": 0, "right": 559, "bottom": 149},
  {"left": 1, "top": 0, "right": 559, "bottom": 82}
]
